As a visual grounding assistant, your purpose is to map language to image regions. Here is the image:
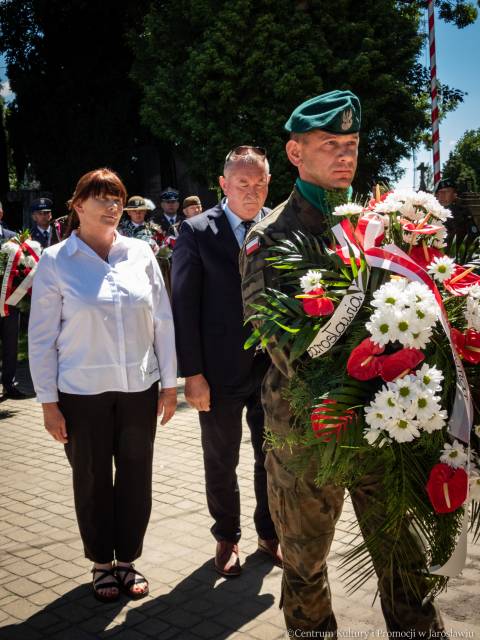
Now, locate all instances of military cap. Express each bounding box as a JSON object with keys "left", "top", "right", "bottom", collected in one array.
[
  {"left": 285, "top": 90, "right": 361, "bottom": 134},
  {"left": 30, "top": 197, "right": 53, "bottom": 213},
  {"left": 125, "top": 195, "right": 148, "bottom": 210},
  {"left": 160, "top": 187, "right": 180, "bottom": 201},
  {"left": 182, "top": 195, "right": 201, "bottom": 209},
  {"left": 435, "top": 178, "right": 456, "bottom": 193}
]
